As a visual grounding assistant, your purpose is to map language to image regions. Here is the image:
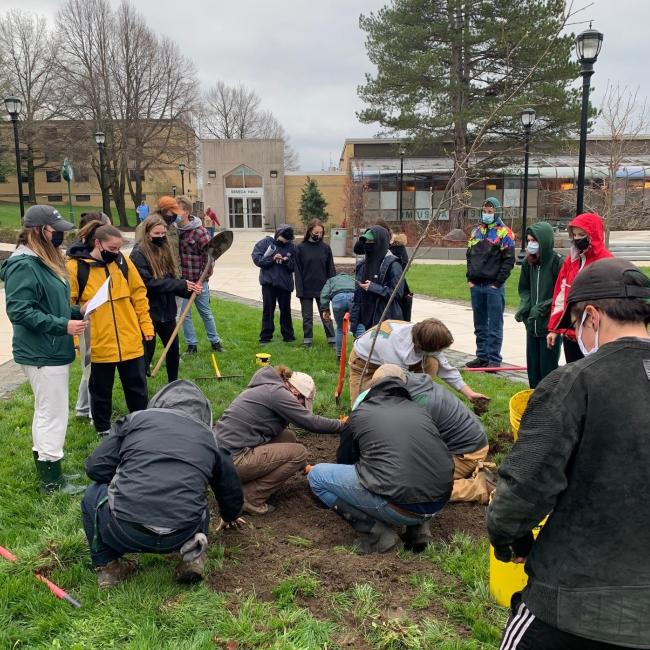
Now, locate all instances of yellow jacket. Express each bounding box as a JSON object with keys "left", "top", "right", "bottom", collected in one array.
[{"left": 67, "top": 254, "right": 154, "bottom": 363}]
